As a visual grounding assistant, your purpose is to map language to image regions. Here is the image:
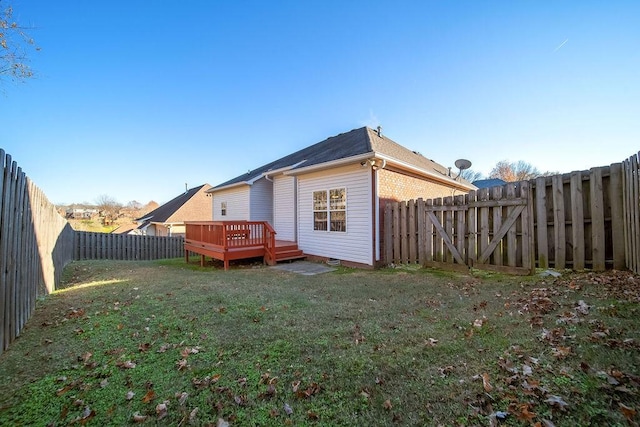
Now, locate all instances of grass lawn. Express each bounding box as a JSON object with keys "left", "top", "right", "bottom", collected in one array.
[{"left": 0, "top": 259, "right": 638, "bottom": 426}]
